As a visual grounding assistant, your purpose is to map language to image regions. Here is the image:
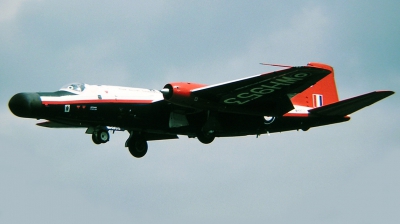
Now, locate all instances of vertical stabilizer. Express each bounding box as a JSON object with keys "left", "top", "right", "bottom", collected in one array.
[{"left": 291, "top": 62, "right": 339, "bottom": 108}]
